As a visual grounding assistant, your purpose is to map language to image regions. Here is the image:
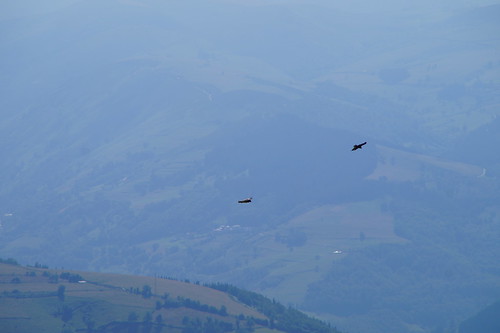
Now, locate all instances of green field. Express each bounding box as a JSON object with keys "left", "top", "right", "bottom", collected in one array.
[
  {"left": 0, "top": 262, "right": 262, "bottom": 333},
  {"left": 0, "top": 262, "right": 339, "bottom": 333}
]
